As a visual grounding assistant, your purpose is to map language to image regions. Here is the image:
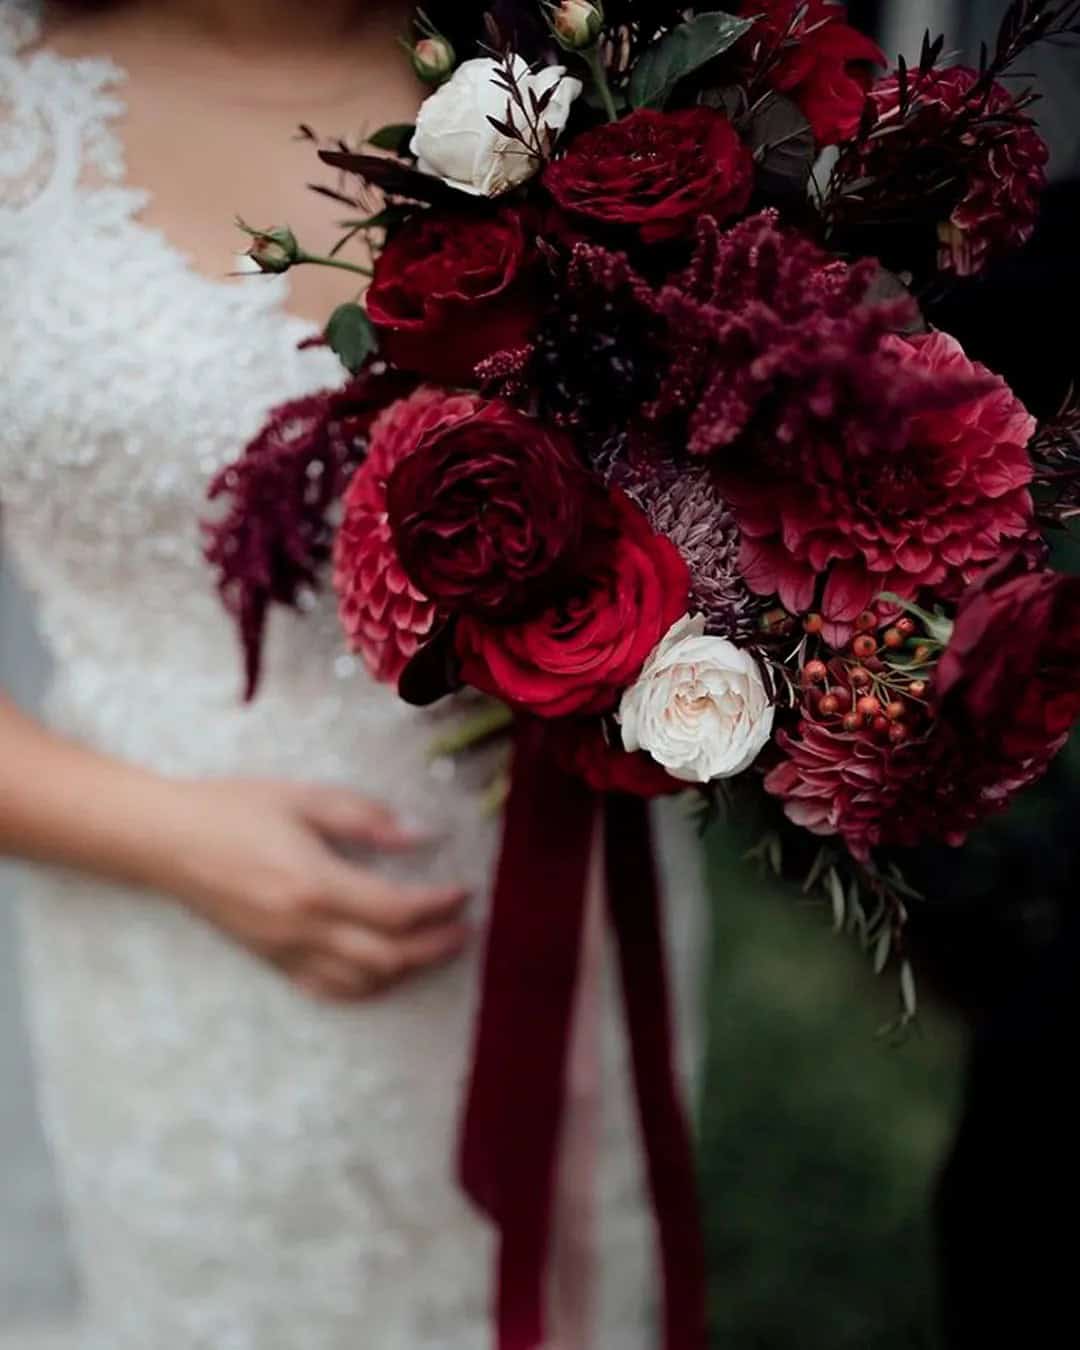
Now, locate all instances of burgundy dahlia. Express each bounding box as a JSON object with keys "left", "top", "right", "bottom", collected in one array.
[
  {"left": 858, "top": 66, "right": 1048, "bottom": 277},
  {"left": 334, "top": 387, "right": 479, "bottom": 683},
  {"left": 385, "top": 400, "right": 591, "bottom": 617},
  {"left": 936, "top": 556, "right": 1080, "bottom": 761}
]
